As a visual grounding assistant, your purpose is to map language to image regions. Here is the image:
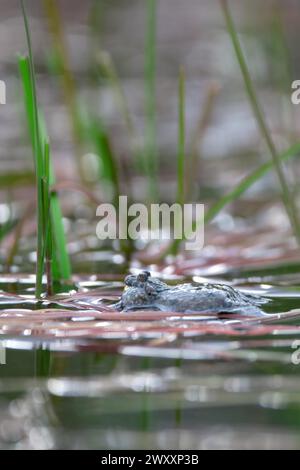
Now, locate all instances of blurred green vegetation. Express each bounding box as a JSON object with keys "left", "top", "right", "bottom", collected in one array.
[{"left": 0, "top": 0, "right": 299, "bottom": 294}]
